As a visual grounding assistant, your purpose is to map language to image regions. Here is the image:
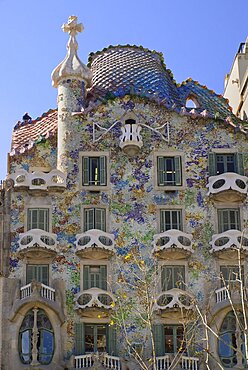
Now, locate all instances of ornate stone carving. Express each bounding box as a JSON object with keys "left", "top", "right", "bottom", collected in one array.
[{"left": 51, "top": 16, "right": 92, "bottom": 88}]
